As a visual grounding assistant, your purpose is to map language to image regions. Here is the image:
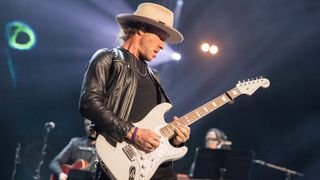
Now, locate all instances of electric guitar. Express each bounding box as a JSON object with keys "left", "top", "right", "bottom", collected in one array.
[
  {"left": 49, "top": 159, "right": 89, "bottom": 180},
  {"left": 96, "top": 77, "right": 270, "bottom": 180}
]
